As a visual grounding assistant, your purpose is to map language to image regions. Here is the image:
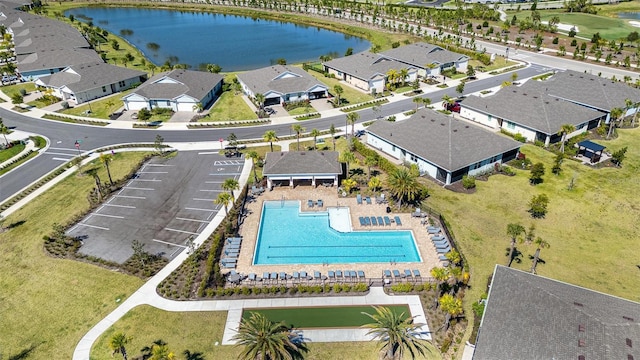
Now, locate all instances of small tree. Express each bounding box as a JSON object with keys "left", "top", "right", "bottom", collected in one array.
[
  {"left": 456, "top": 82, "right": 465, "bottom": 97},
  {"left": 329, "top": 123, "right": 337, "bottom": 150},
  {"left": 11, "top": 93, "right": 23, "bottom": 104},
  {"left": 138, "top": 108, "right": 151, "bottom": 122},
  {"left": 529, "top": 162, "right": 545, "bottom": 185},
  {"left": 341, "top": 178, "right": 357, "bottom": 193},
  {"left": 154, "top": 134, "right": 165, "bottom": 154},
  {"left": 611, "top": 146, "right": 628, "bottom": 166},
  {"left": 109, "top": 332, "right": 132, "bottom": 360},
  {"left": 528, "top": 193, "right": 549, "bottom": 218},
  {"left": 530, "top": 236, "right": 550, "bottom": 274},
  {"left": 551, "top": 154, "right": 563, "bottom": 175},
  {"left": 466, "top": 65, "right": 475, "bottom": 78},
  {"left": 461, "top": 175, "right": 476, "bottom": 189},
  {"left": 333, "top": 85, "right": 344, "bottom": 106}
]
